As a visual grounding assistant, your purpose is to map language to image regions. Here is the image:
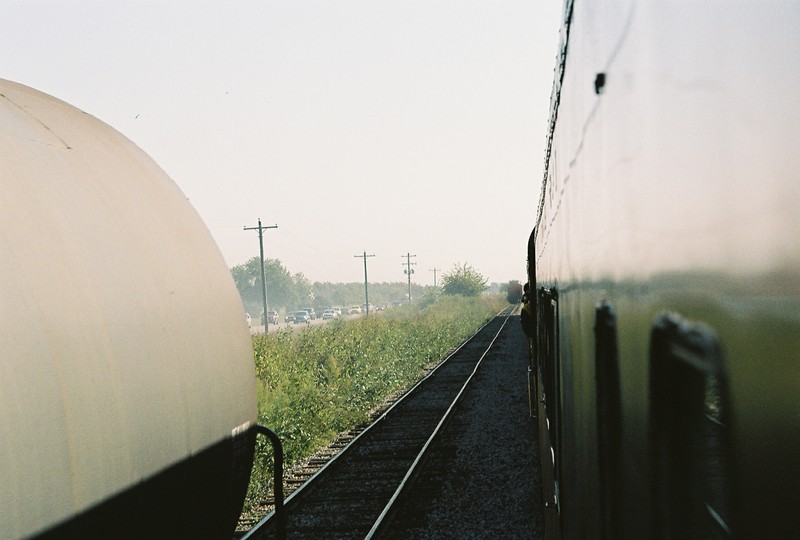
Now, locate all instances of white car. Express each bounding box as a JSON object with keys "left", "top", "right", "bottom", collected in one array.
[{"left": 322, "top": 309, "right": 337, "bottom": 320}]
